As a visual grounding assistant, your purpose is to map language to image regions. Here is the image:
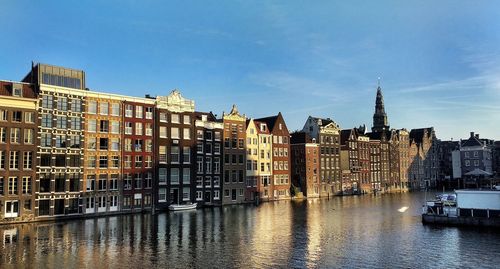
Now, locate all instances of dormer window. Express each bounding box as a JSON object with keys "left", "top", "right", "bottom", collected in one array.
[{"left": 13, "top": 86, "right": 22, "bottom": 97}]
